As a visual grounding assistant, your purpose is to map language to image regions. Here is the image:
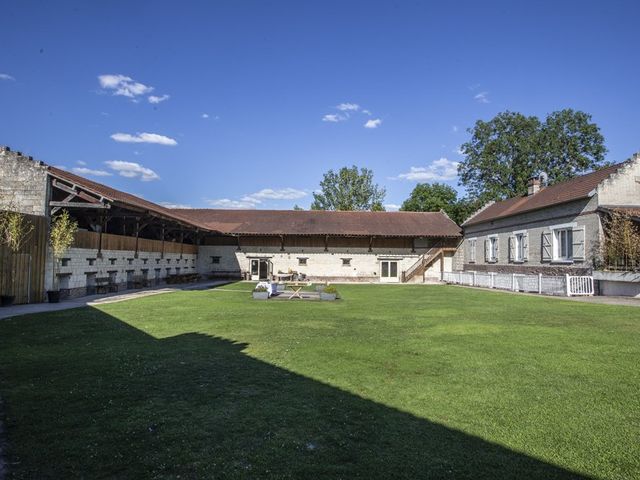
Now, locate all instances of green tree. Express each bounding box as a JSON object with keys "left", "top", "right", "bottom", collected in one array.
[
  {"left": 459, "top": 109, "right": 606, "bottom": 201},
  {"left": 49, "top": 210, "right": 78, "bottom": 291},
  {"left": 400, "top": 183, "right": 482, "bottom": 225},
  {"left": 292, "top": 204, "right": 304, "bottom": 211},
  {"left": 311, "top": 166, "right": 386, "bottom": 211},
  {"left": 401, "top": 182, "right": 458, "bottom": 214}
]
